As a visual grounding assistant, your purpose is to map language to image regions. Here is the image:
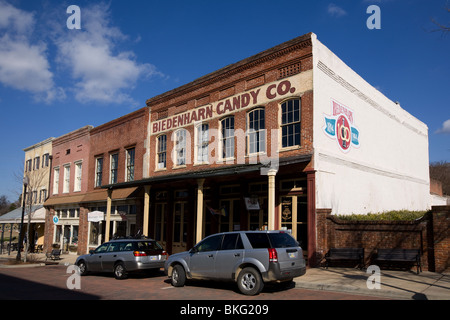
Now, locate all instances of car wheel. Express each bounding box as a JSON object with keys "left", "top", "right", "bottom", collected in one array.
[
  {"left": 114, "top": 262, "right": 128, "bottom": 280},
  {"left": 77, "top": 260, "right": 88, "bottom": 276},
  {"left": 171, "top": 264, "right": 186, "bottom": 287},
  {"left": 237, "top": 267, "right": 263, "bottom": 296}
]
